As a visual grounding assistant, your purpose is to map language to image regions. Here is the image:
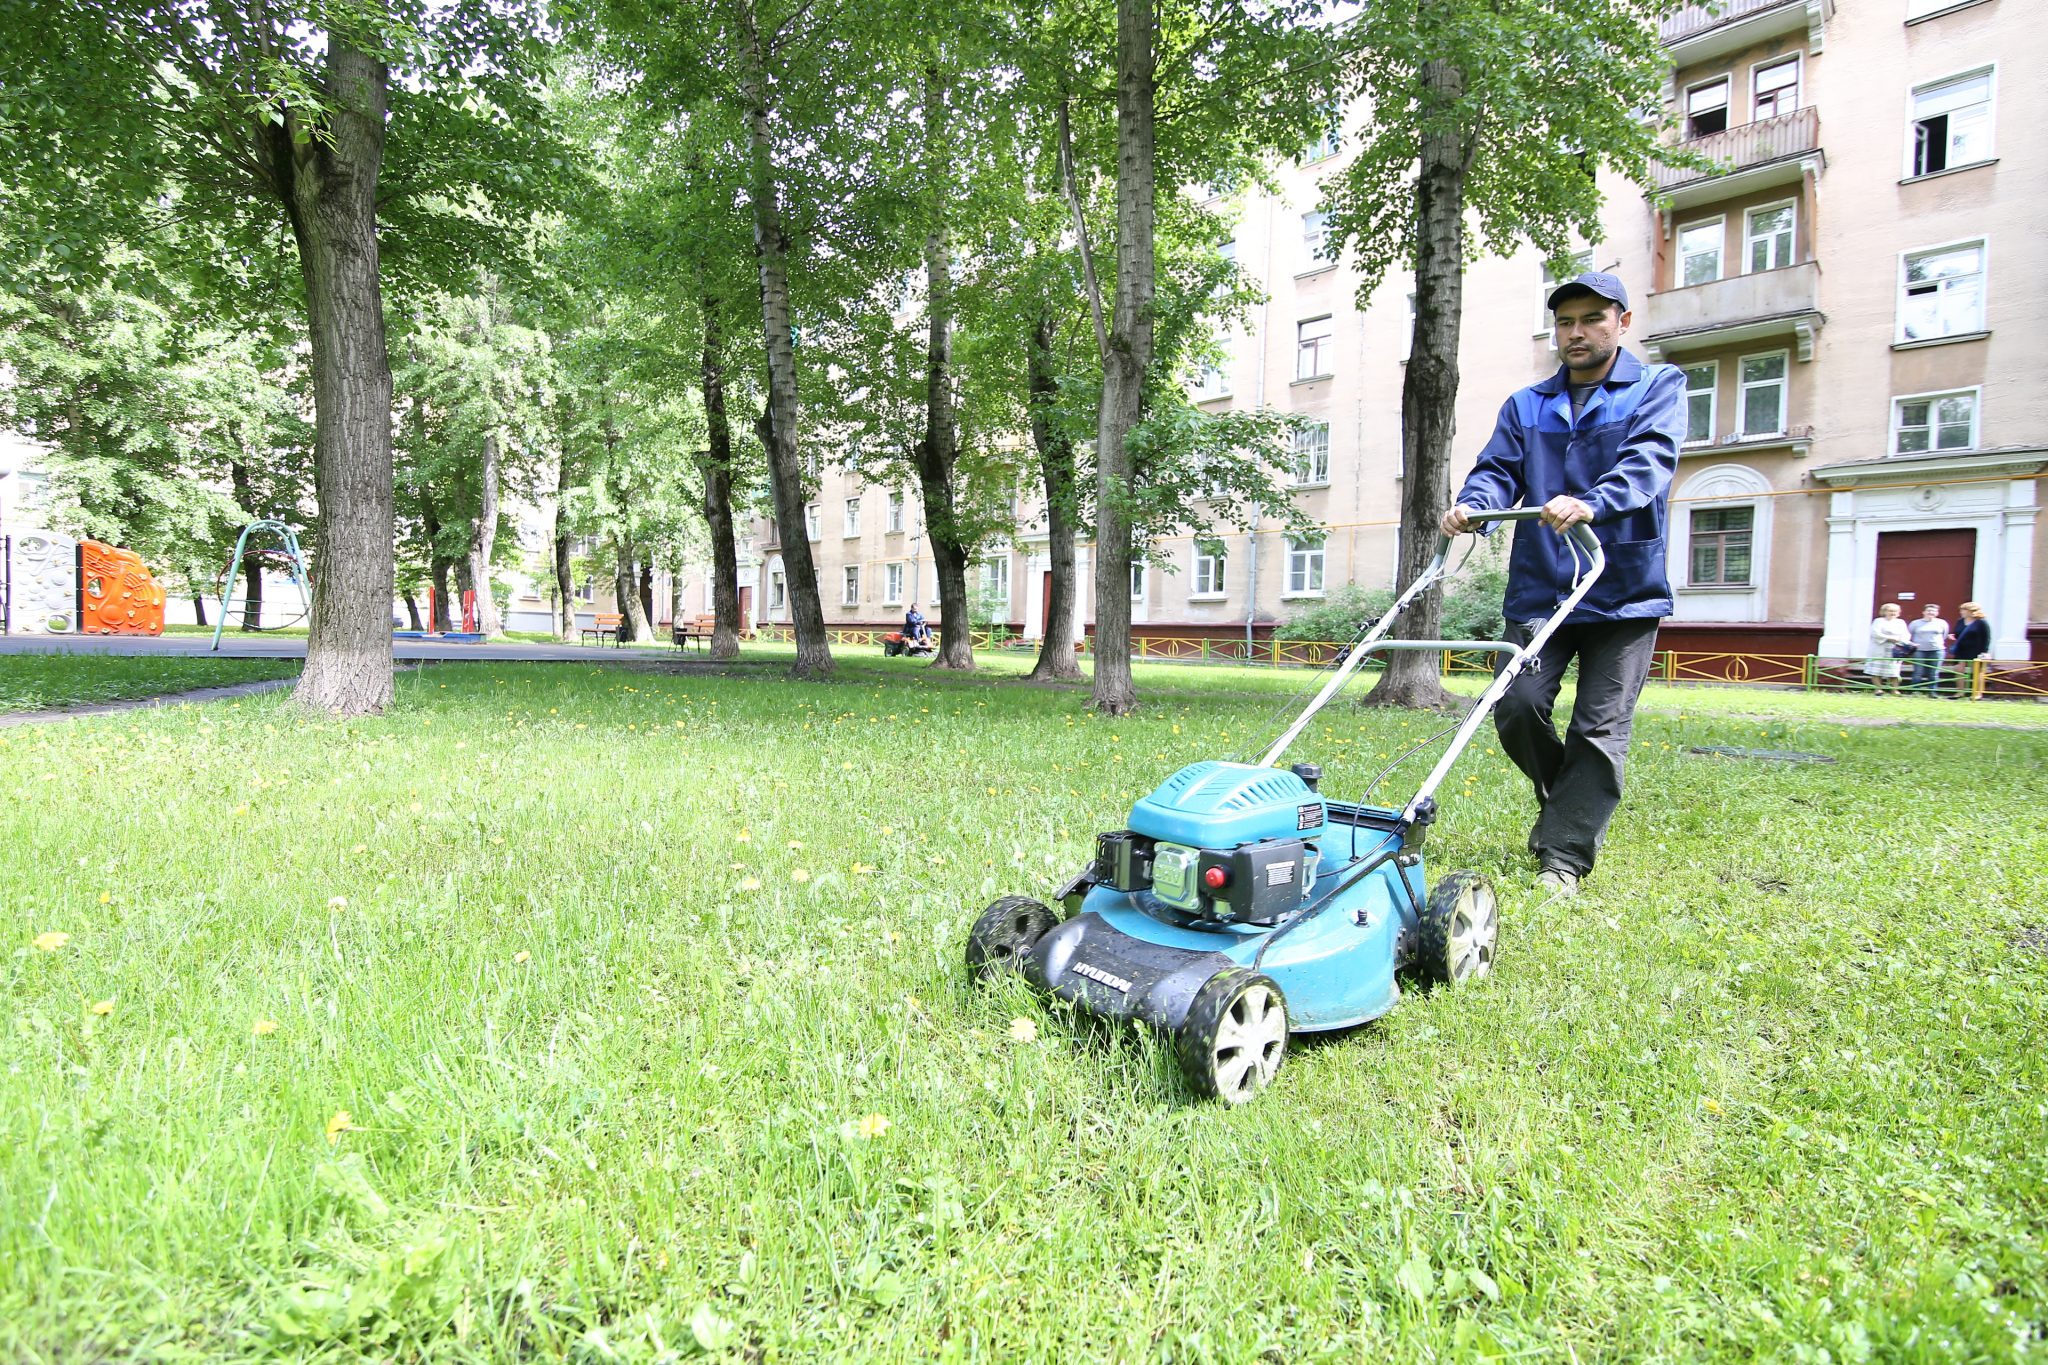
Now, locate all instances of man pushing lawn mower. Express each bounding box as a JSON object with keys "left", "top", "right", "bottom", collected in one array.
[{"left": 1442, "top": 271, "right": 1685, "bottom": 899}]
